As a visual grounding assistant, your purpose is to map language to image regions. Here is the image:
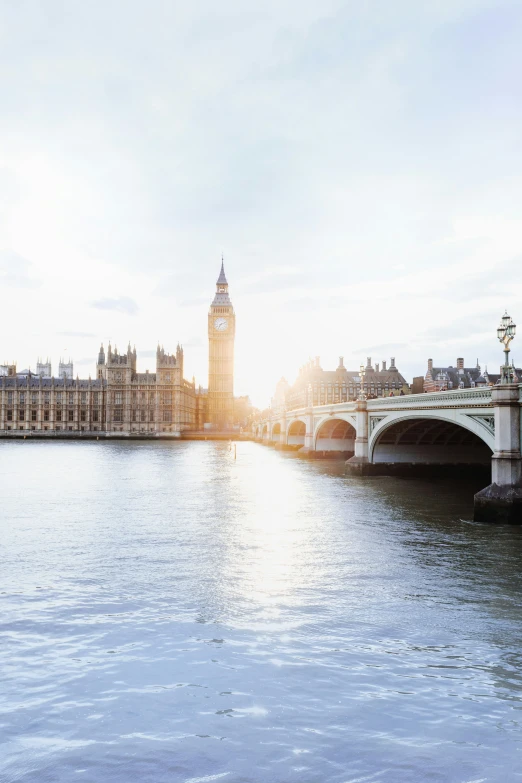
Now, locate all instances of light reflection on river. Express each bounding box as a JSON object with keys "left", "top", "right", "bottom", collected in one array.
[{"left": 1, "top": 440, "right": 522, "bottom": 782}]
